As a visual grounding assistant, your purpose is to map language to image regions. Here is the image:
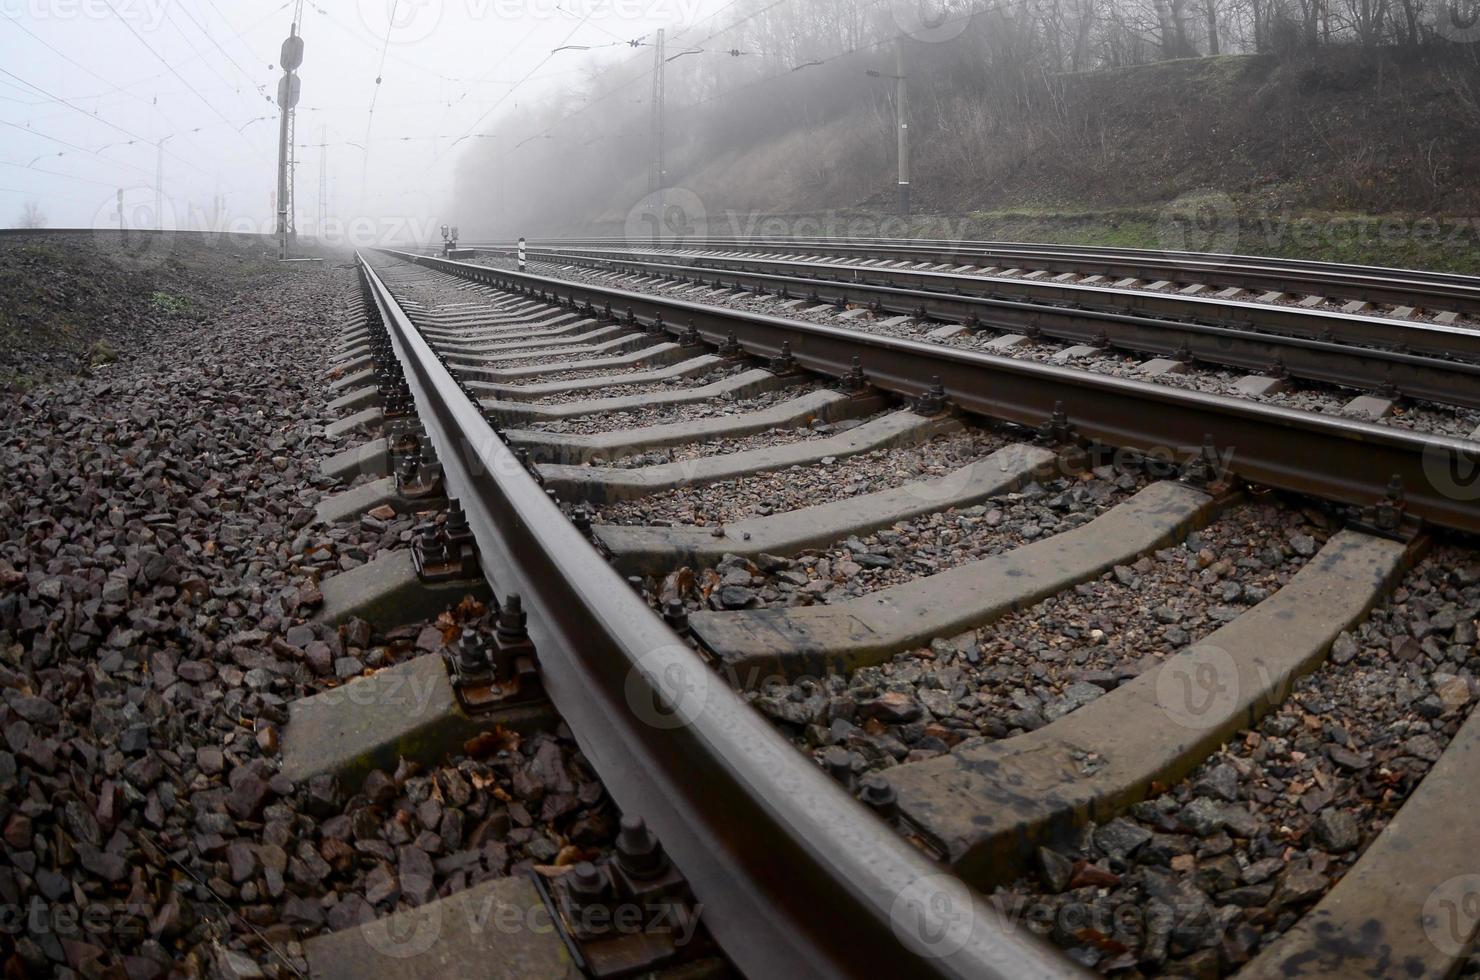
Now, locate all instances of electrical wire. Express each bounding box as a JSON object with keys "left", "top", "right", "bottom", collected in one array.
[
  {"left": 0, "top": 67, "right": 217, "bottom": 179},
  {"left": 172, "top": 1, "right": 272, "bottom": 102},
  {"left": 0, "top": 119, "right": 156, "bottom": 178},
  {"left": 0, "top": 14, "right": 159, "bottom": 110},
  {"left": 433, "top": 5, "right": 603, "bottom": 165},
  {"left": 99, "top": 0, "right": 268, "bottom": 160}
]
